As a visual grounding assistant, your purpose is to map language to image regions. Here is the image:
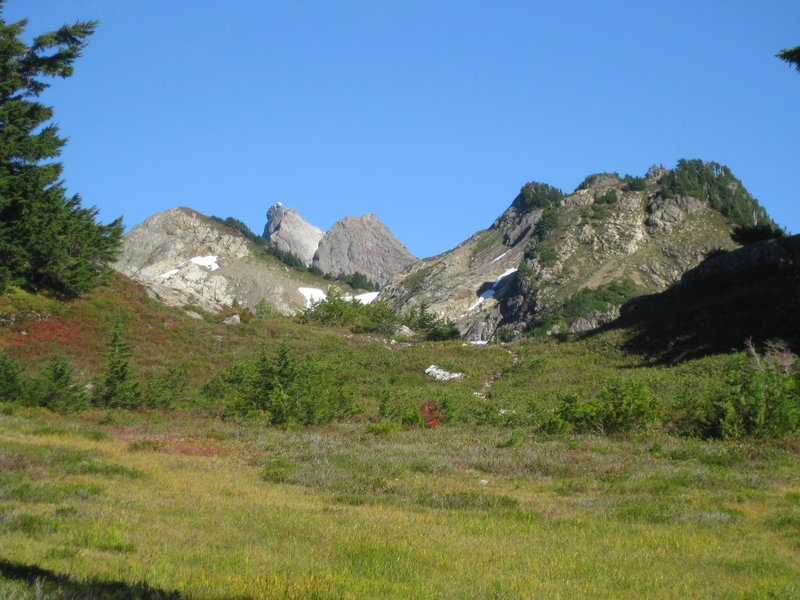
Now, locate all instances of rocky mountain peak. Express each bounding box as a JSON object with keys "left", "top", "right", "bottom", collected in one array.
[
  {"left": 313, "top": 213, "right": 416, "bottom": 286},
  {"left": 381, "top": 161, "right": 760, "bottom": 341},
  {"left": 113, "top": 207, "right": 325, "bottom": 315},
  {"left": 262, "top": 203, "right": 324, "bottom": 266}
]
